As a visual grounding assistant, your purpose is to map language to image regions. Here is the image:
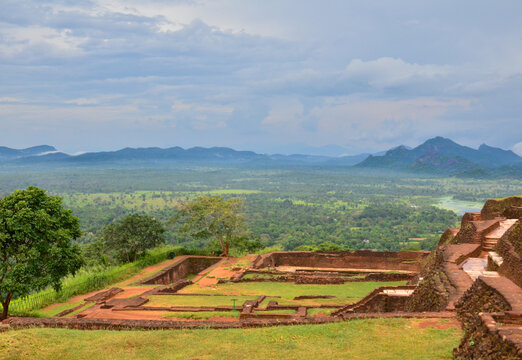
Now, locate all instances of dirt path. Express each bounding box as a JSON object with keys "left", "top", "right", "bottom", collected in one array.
[
  {"left": 41, "top": 258, "right": 180, "bottom": 313},
  {"left": 194, "top": 255, "right": 255, "bottom": 287},
  {"left": 115, "top": 257, "right": 184, "bottom": 287}
]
